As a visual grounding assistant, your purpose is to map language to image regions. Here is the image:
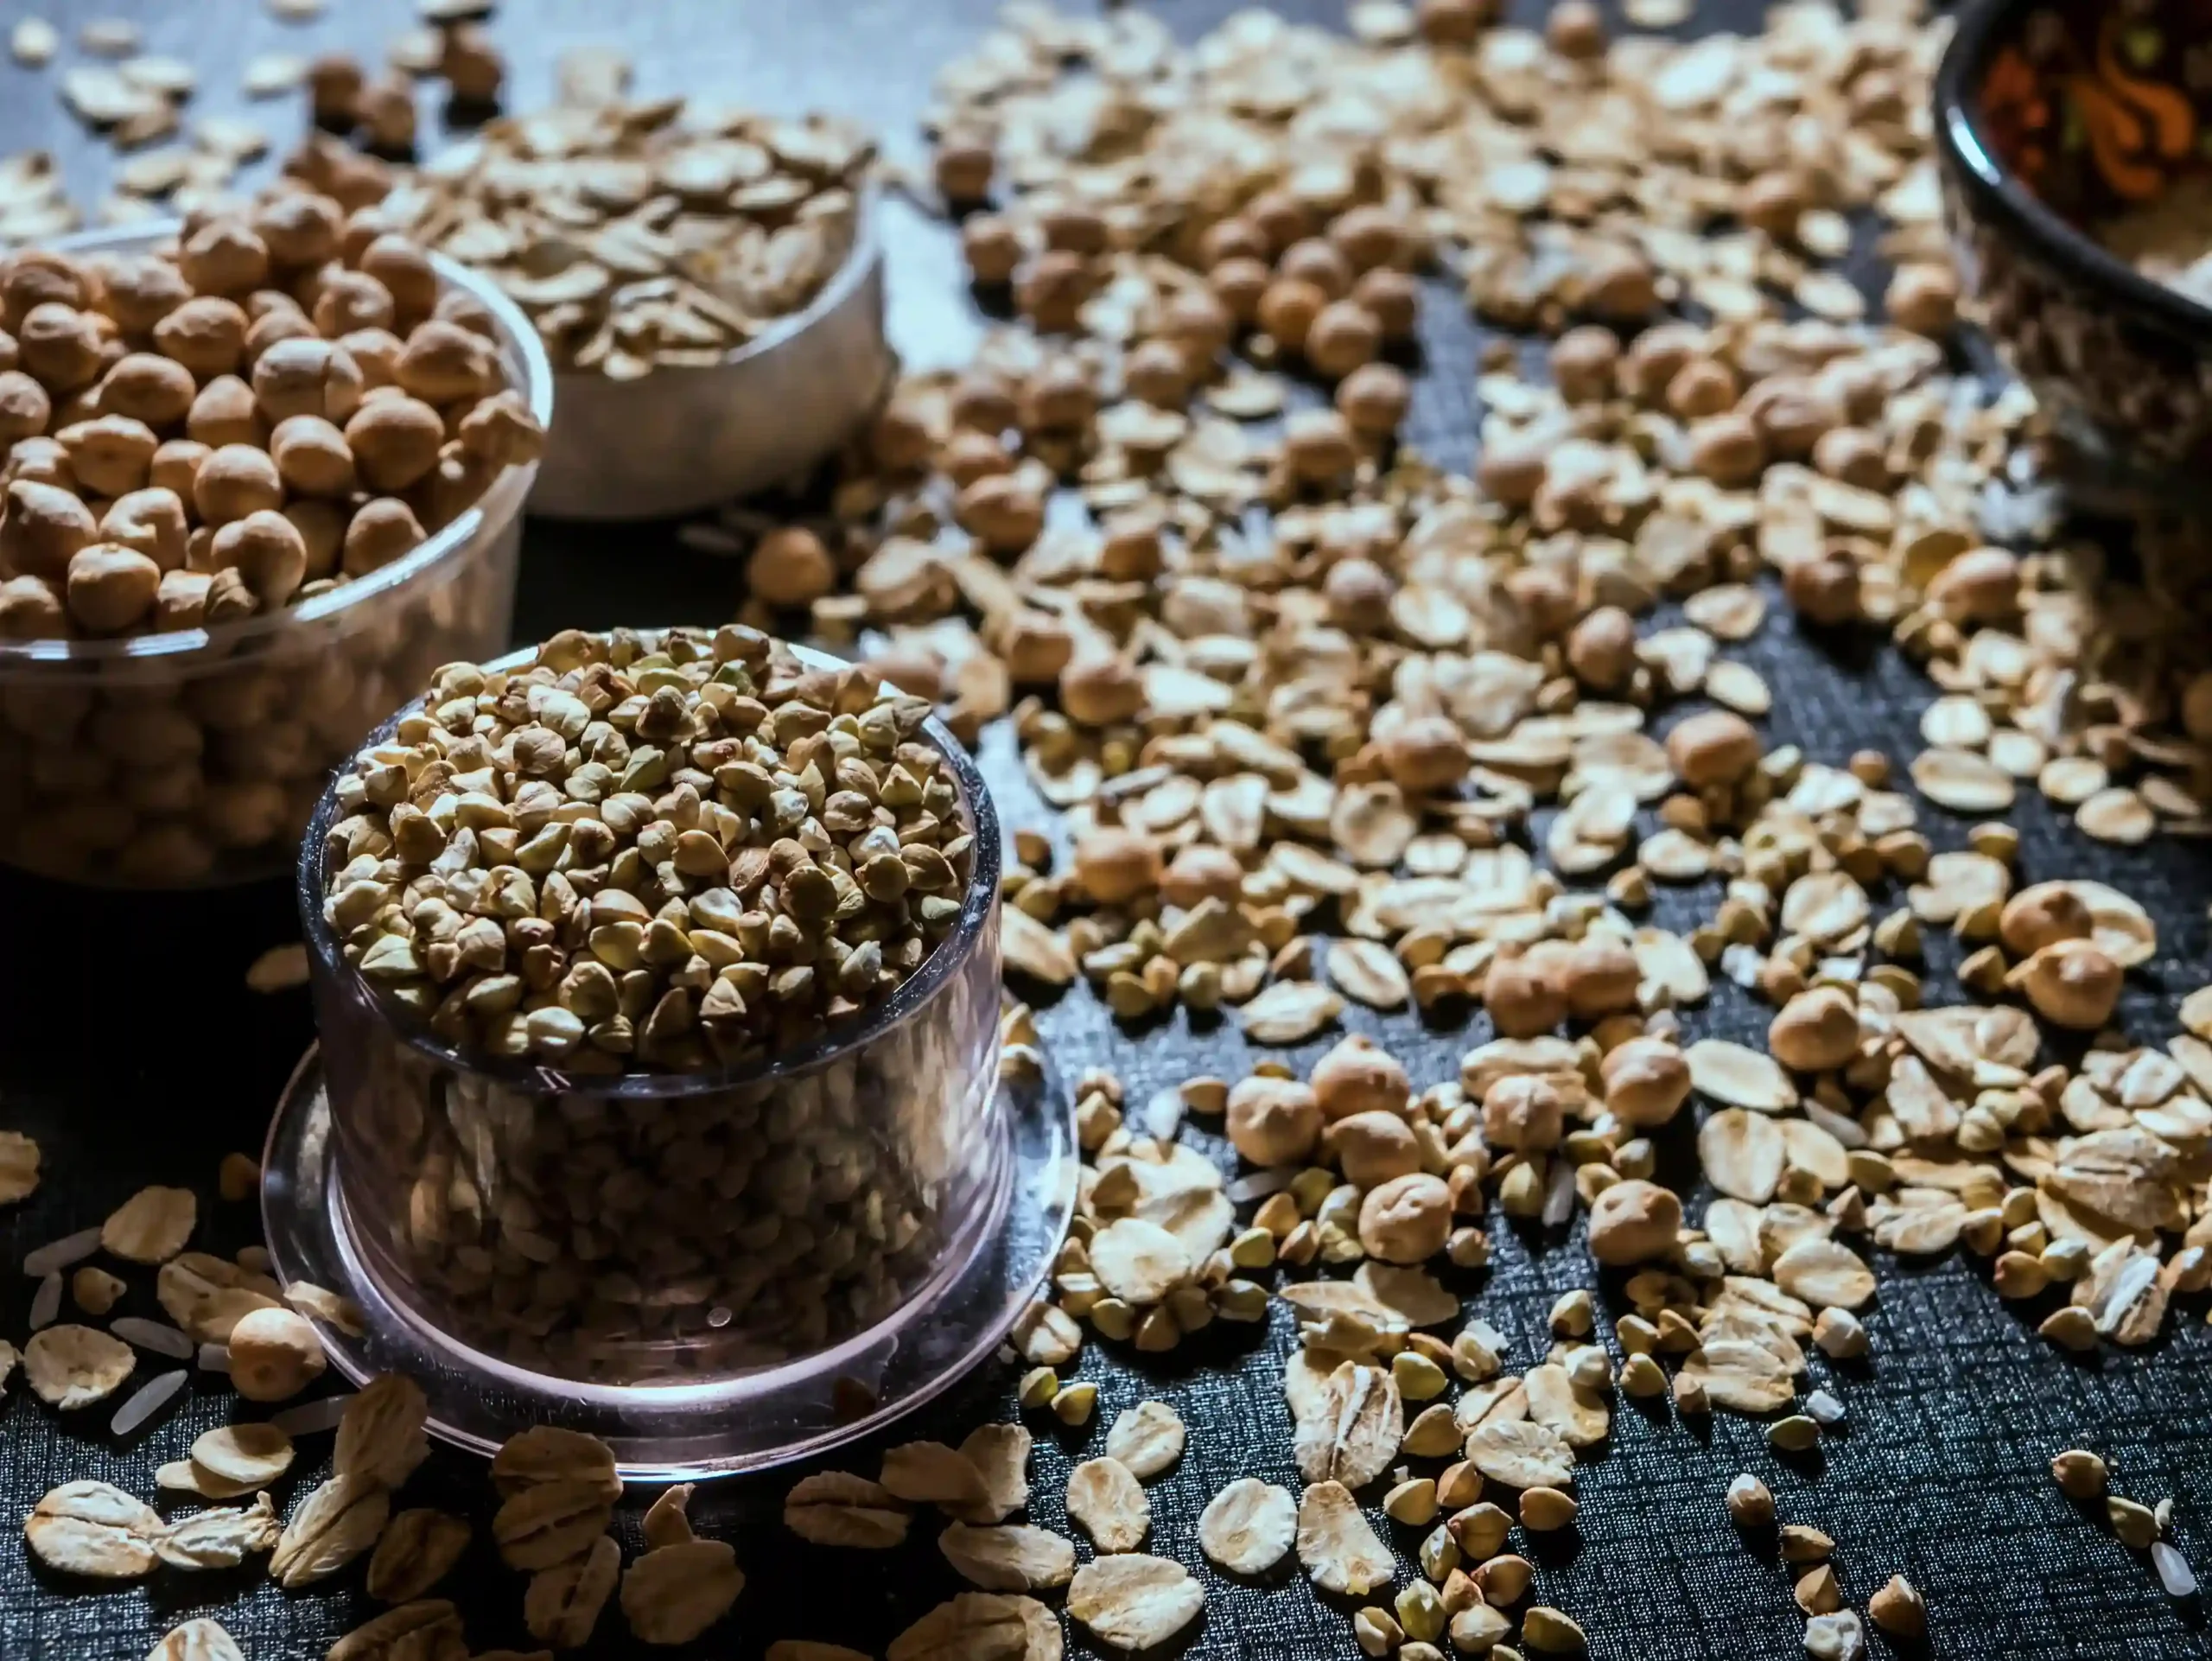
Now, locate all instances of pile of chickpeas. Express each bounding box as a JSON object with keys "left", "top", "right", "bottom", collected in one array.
[
  {"left": 0, "top": 189, "right": 546, "bottom": 884},
  {"left": 0, "top": 193, "right": 543, "bottom": 640}
]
